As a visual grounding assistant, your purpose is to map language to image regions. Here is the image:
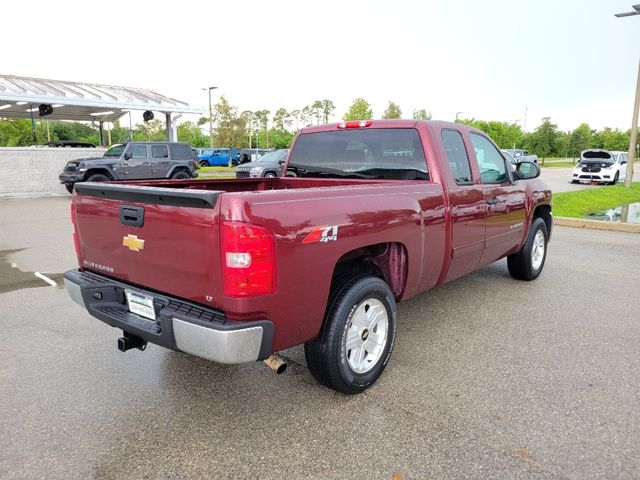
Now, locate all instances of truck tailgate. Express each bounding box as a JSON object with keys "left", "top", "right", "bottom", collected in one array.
[{"left": 72, "top": 183, "right": 224, "bottom": 309}]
